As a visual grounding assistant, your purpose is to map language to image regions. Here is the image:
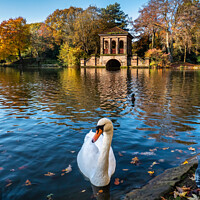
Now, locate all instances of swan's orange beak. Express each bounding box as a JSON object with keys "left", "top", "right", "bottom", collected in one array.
[{"left": 92, "top": 125, "right": 104, "bottom": 143}]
